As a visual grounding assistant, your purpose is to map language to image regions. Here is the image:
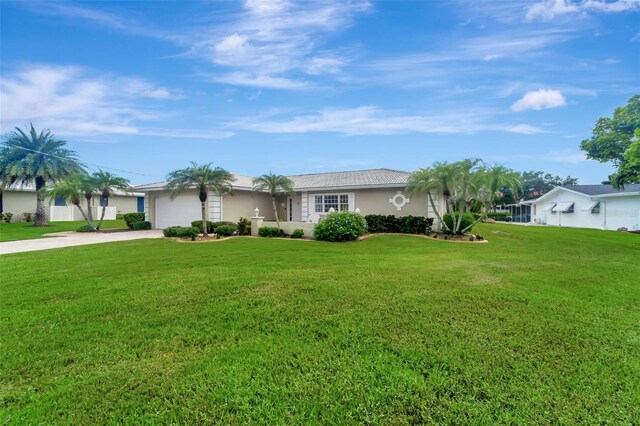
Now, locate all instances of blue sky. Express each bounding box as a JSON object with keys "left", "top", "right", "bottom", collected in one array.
[{"left": 1, "top": 0, "right": 638, "bottom": 184}]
